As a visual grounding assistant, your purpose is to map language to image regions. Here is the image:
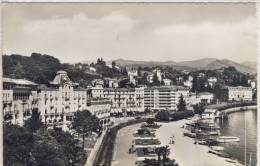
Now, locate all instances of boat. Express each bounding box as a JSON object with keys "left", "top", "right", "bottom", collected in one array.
[
  {"left": 183, "top": 131, "right": 196, "bottom": 138},
  {"left": 208, "top": 150, "right": 230, "bottom": 158},
  {"left": 195, "top": 140, "right": 207, "bottom": 145},
  {"left": 225, "top": 159, "right": 238, "bottom": 164},
  {"left": 216, "top": 136, "right": 240, "bottom": 143},
  {"left": 208, "top": 149, "right": 222, "bottom": 156},
  {"left": 210, "top": 146, "right": 225, "bottom": 151}
]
